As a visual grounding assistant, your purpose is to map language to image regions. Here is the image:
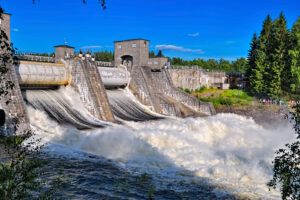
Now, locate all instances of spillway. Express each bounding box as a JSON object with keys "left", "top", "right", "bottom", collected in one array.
[
  {"left": 24, "top": 87, "right": 111, "bottom": 129},
  {"left": 106, "top": 89, "right": 162, "bottom": 121}
]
